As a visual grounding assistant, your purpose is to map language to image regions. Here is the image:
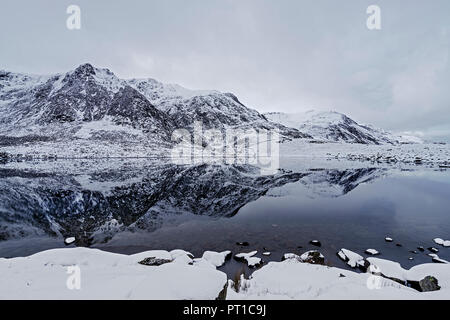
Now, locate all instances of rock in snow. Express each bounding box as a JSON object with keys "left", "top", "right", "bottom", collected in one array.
[
  {"left": 64, "top": 237, "right": 75, "bottom": 245},
  {"left": 337, "top": 249, "right": 367, "bottom": 269},
  {"left": 366, "top": 257, "right": 449, "bottom": 293},
  {"left": 138, "top": 257, "right": 172, "bottom": 266},
  {"left": 300, "top": 251, "right": 325, "bottom": 265},
  {"left": 428, "top": 254, "right": 449, "bottom": 264},
  {"left": 365, "top": 249, "right": 380, "bottom": 256},
  {"left": 419, "top": 276, "right": 441, "bottom": 292},
  {"left": 282, "top": 253, "right": 301, "bottom": 261},
  {"left": 309, "top": 240, "right": 322, "bottom": 247},
  {"left": 201, "top": 251, "right": 232, "bottom": 267},
  {"left": 434, "top": 238, "right": 450, "bottom": 247},
  {"left": 282, "top": 251, "right": 325, "bottom": 265},
  {"left": 234, "top": 251, "right": 262, "bottom": 268},
  {"left": 428, "top": 247, "right": 439, "bottom": 253}
]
